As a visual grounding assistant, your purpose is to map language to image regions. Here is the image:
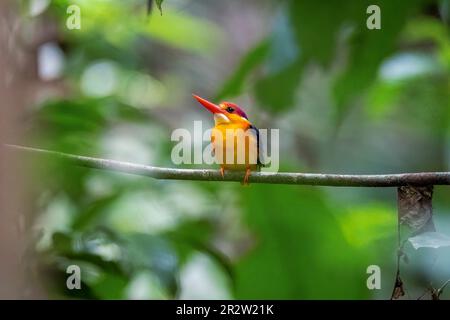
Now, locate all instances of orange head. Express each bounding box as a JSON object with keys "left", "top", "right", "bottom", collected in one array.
[{"left": 193, "top": 94, "right": 250, "bottom": 125}]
